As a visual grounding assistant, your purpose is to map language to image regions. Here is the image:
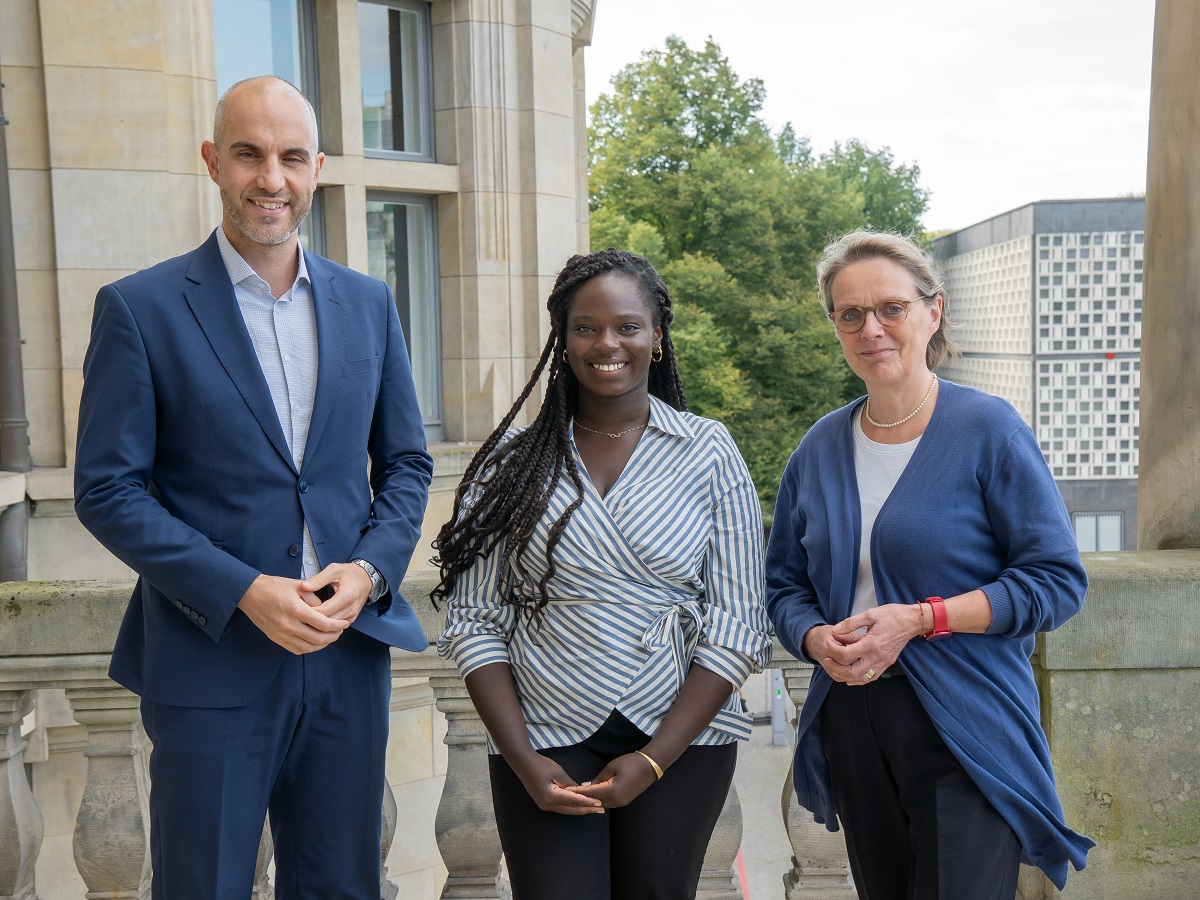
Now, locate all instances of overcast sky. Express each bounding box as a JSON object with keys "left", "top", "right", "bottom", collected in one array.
[{"left": 584, "top": 0, "right": 1155, "bottom": 233}]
